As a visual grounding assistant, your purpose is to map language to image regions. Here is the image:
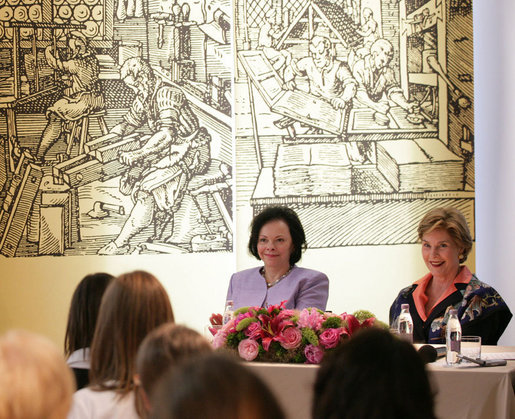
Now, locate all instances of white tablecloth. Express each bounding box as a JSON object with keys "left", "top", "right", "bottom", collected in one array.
[{"left": 247, "top": 345, "right": 515, "bottom": 419}]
